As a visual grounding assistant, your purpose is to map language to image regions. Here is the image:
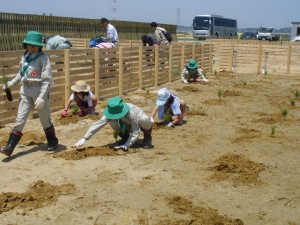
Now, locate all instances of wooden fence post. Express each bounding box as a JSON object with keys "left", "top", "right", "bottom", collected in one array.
[
  {"left": 119, "top": 47, "right": 124, "bottom": 95},
  {"left": 192, "top": 44, "right": 195, "bottom": 60},
  {"left": 138, "top": 46, "right": 143, "bottom": 89},
  {"left": 154, "top": 45, "right": 159, "bottom": 86},
  {"left": 94, "top": 48, "right": 100, "bottom": 100},
  {"left": 169, "top": 45, "right": 173, "bottom": 82},
  {"left": 286, "top": 43, "right": 291, "bottom": 75},
  {"left": 209, "top": 43, "right": 213, "bottom": 73},
  {"left": 64, "top": 49, "right": 70, "bottom": 107},
  {"left": 181, "top": 44, "right": 185, "bottom": 70}
]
